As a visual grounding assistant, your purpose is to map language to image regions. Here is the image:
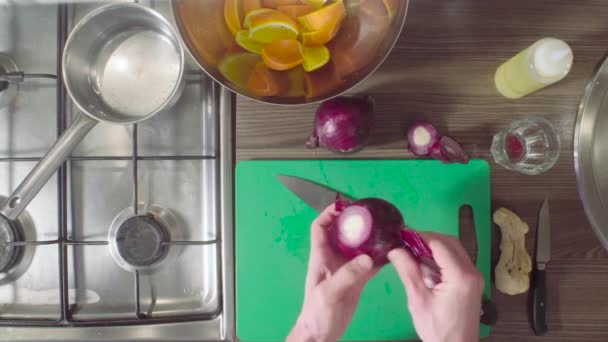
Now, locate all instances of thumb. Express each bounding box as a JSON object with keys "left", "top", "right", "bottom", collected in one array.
[
  {"left": 324, "top": 254, "right": 375, "bottom": 300},
  {"left": 388, "top": 248, "right": 431, "bottom": 298}
]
